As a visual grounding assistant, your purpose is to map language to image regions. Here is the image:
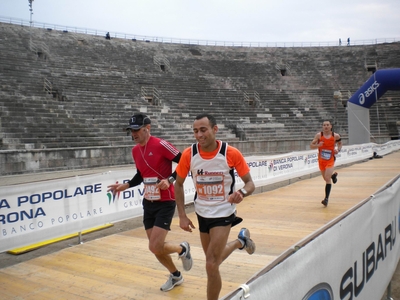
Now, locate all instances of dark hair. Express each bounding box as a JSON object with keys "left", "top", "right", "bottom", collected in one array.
[{"left": 195, "top": 113, "right": 217, "bottom": 127}]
